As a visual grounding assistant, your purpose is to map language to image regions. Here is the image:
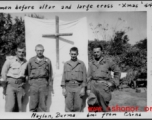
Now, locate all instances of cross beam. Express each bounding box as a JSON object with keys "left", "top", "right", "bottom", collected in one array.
[{"left": 42, "top": 16, "right": 73, "bottom": 69}]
